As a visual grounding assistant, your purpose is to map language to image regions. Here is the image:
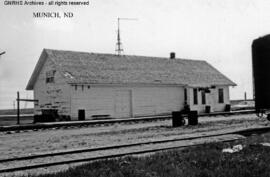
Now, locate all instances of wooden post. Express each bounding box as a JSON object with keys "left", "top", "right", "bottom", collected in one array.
[{"left": 17, "top": 91, "right": 20, "bottom": 125}]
